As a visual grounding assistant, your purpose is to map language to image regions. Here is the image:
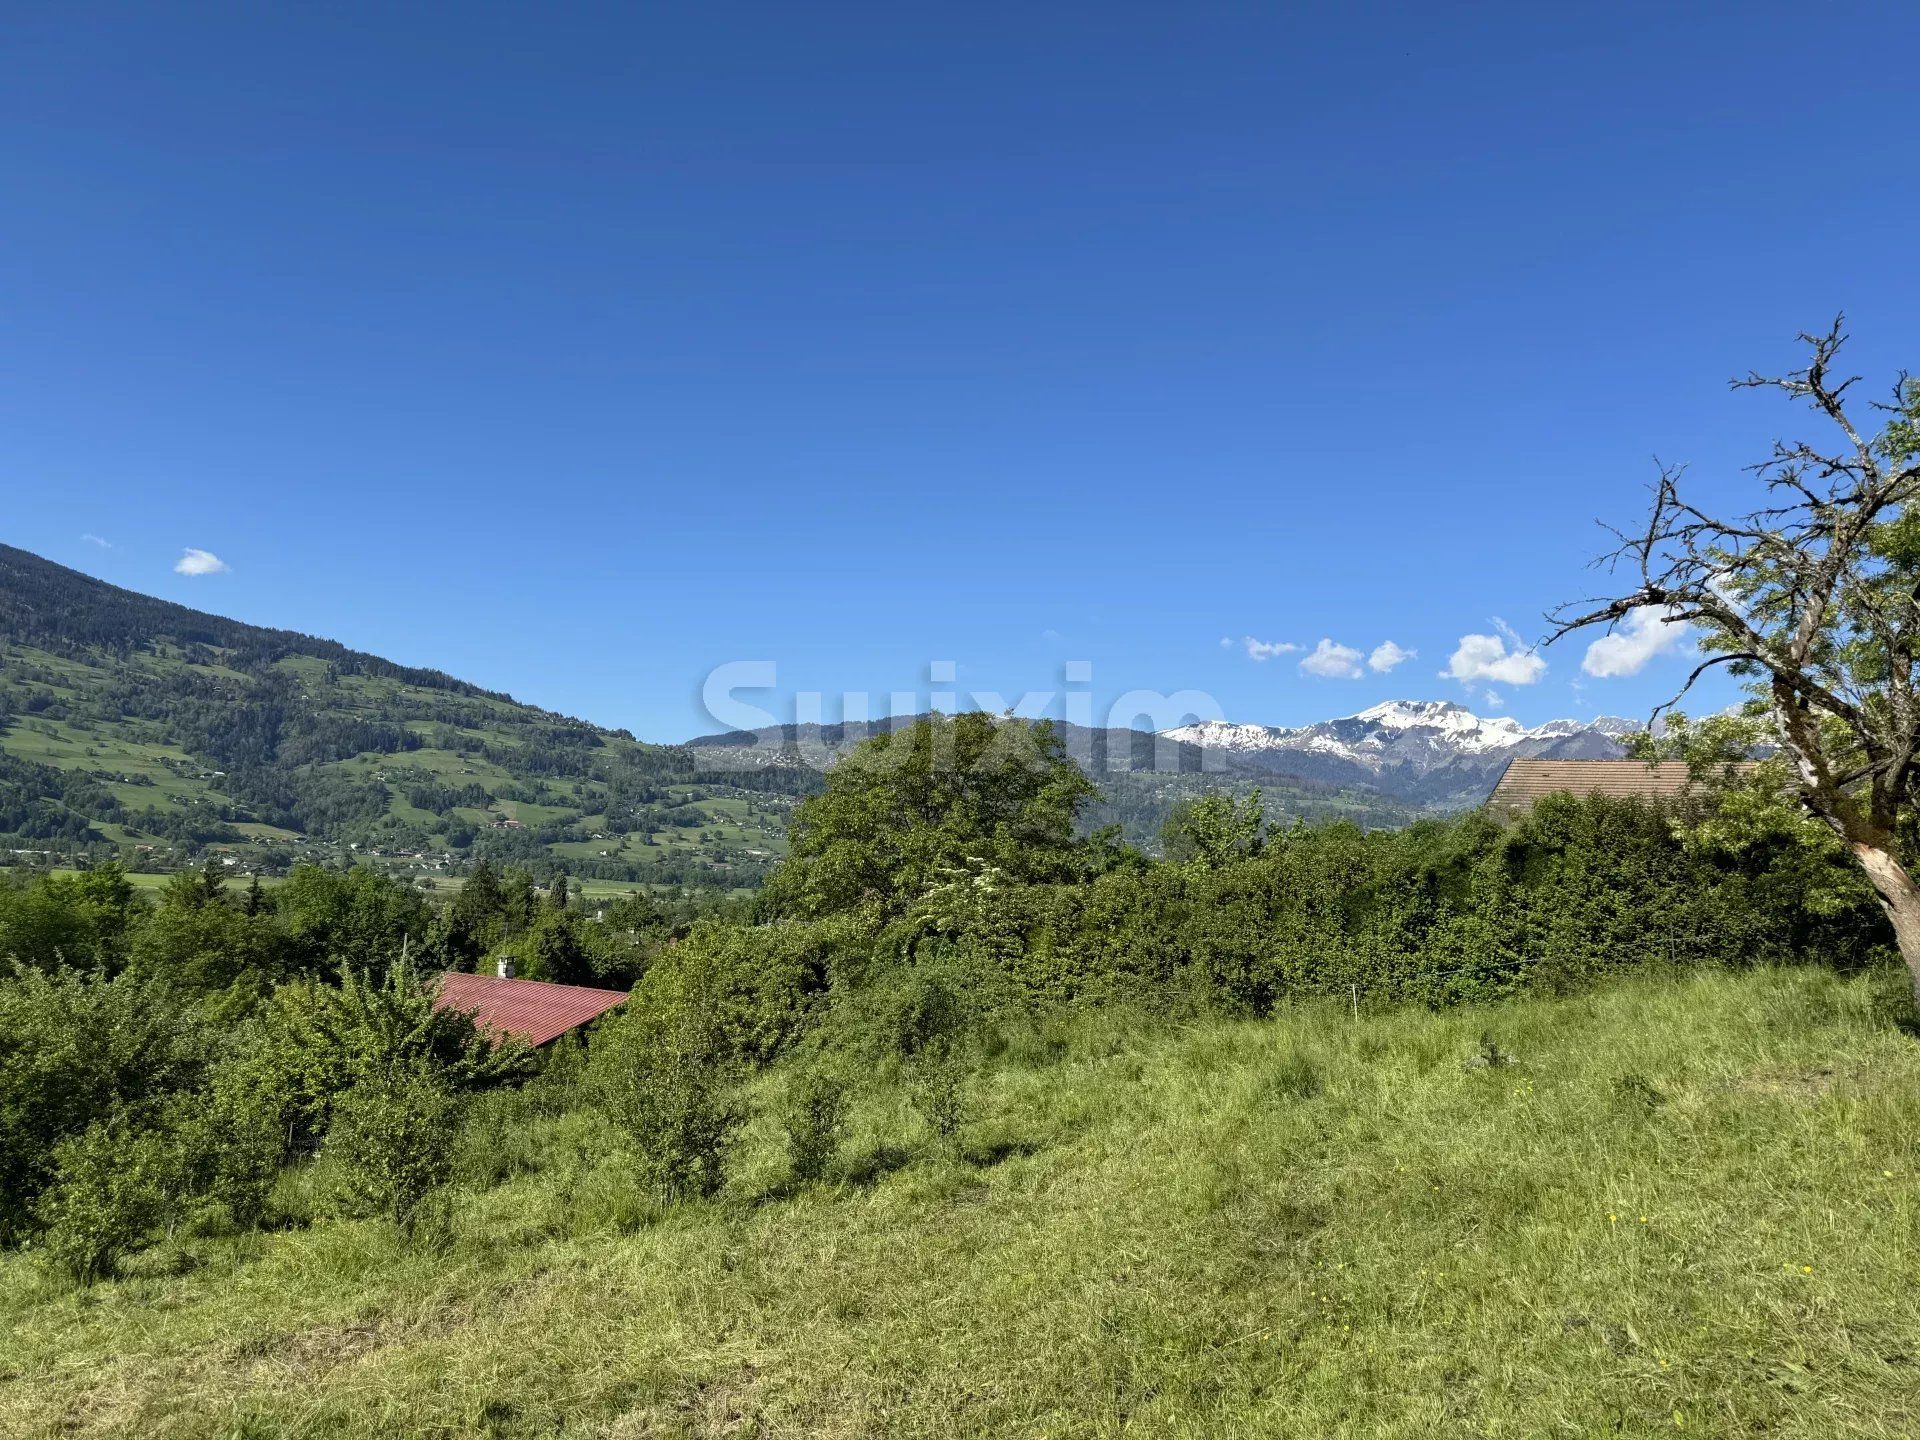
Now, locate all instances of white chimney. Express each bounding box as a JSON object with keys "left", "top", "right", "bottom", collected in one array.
[{"left": 496, "top": 957, "right": 515, "bottom": 979}]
